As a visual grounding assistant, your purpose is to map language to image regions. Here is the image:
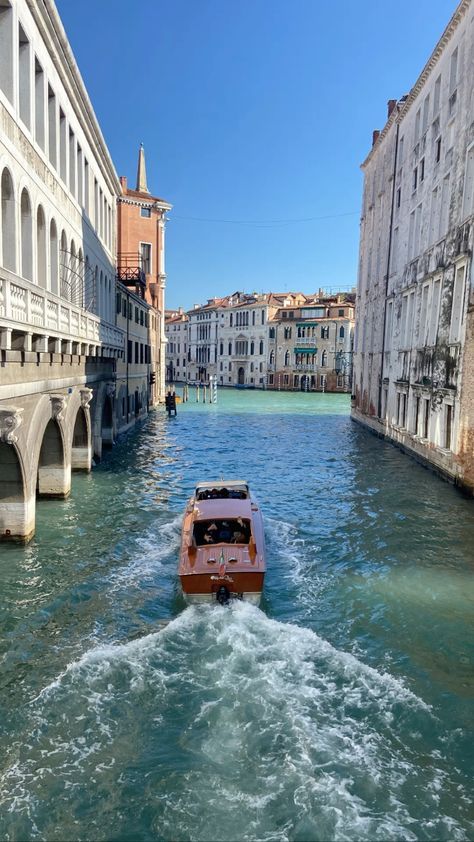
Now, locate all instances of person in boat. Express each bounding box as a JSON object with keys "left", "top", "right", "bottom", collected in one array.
[
  {"left": 231, "top": 528, "right": 246, "bottom": 543},
  {"left": 218, "top": 521, "right": 232, "bottom": 542}
]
